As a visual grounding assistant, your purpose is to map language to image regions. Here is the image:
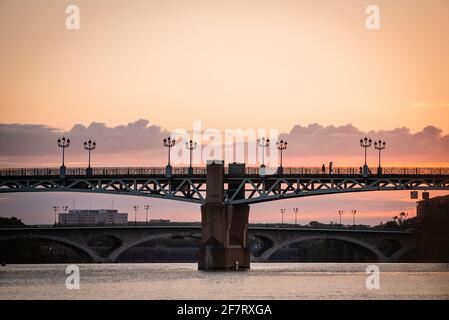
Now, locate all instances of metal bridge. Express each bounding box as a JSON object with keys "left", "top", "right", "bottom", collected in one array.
[
  {"left": 1, "top": 166, "right": 448, "bottom": 205},
  {"left": 1, "top": 162, "right": 448, "bottom": 270}
]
